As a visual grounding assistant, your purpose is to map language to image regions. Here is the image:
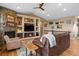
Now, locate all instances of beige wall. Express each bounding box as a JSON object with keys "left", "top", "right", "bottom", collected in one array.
[{"left": 43, "top": 16, "right": 79, "bottom": 38}]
